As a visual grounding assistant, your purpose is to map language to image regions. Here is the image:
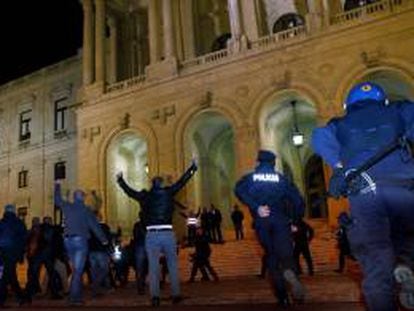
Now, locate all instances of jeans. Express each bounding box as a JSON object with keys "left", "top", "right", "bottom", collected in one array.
[
  {"left": 145, "top": 231, "right": 180, "bottom": 298},
  {"left": 348, "top": 185, "right": 414, "bottom": 311},
  {"left": 89, "top": 251, "right": 110, "bottom": 295},
  {"left": 64, "top": 236, "right": 88, "bottom": 303}
]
